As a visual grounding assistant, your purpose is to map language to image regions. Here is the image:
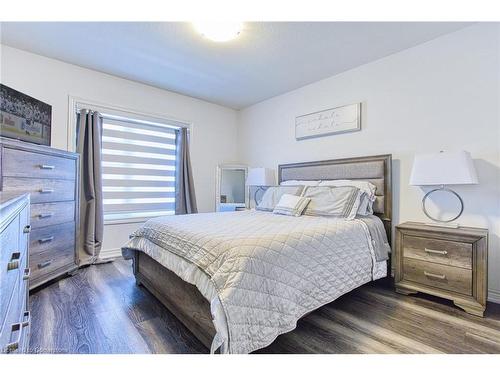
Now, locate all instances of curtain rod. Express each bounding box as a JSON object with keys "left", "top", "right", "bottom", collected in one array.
[{"left": 76, "top": 109, "right": 184, "bottom": 131}]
